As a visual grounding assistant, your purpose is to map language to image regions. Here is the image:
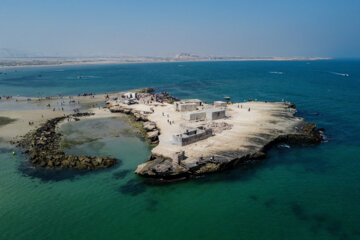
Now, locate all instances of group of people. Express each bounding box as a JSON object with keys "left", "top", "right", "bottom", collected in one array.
[
  {"left": 78, "top": 92, "right": 95, "bottom": 97},
  {"left": 44, "top": 98, "right": 83, "bottom": 112},
  {"left": 237, "top": 104, "right": 250, "bottom": 112},
  {"left": 162, "top": 112, "right": 175, "bottom": 125},
  {"left": 0, "top": 96, "right": 12, "bottom": 100}
]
